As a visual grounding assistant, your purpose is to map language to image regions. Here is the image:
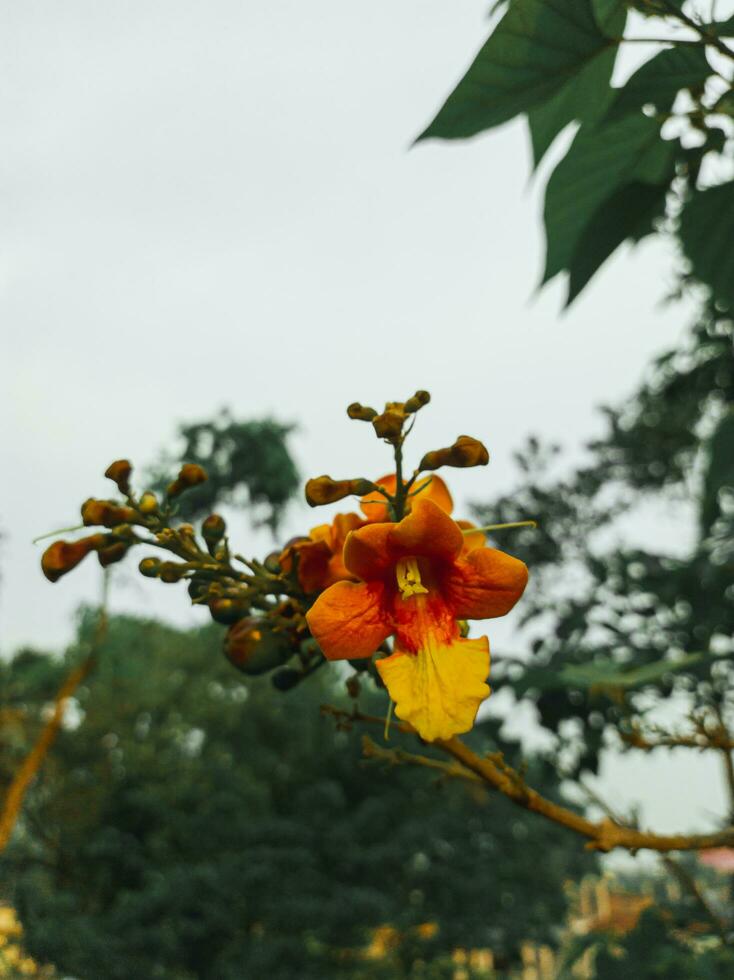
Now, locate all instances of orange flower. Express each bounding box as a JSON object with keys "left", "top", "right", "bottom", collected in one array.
[
  {"left": 360, "top": 473, "right": 454, "bottom": 524},
  {"left": 280, "top": 512, "right": 364, "bottom": 593},
  {"left": 306, "top": 499, "right": 528, "bottom": 741}
]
